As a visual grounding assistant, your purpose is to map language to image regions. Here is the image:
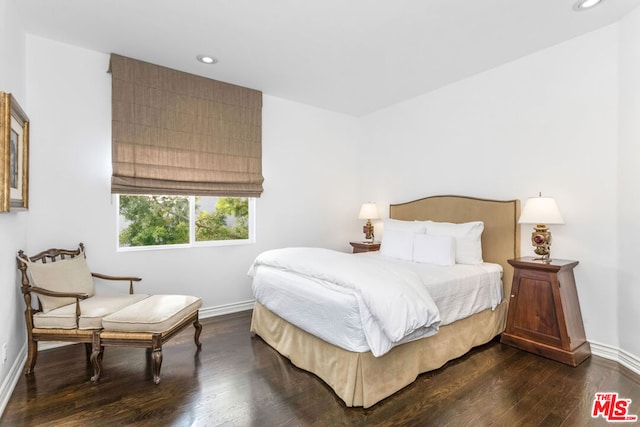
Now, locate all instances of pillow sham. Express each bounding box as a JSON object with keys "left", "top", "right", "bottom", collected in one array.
[
  {"left": 413, "top": 234, "right": 456, "bottom": 266},
  {"left": 25, "top": 254, "right": 95, "bottom": 313},
  {"left": 380, "top": 229, "right": 415, "bottom": 261},
  {"left": 384, "top": 218, "right": 427, "bottom": 233},
  {"left": 425, "top": 220, "right": 484, "bottom": 264}
]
